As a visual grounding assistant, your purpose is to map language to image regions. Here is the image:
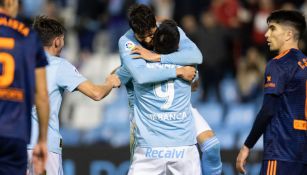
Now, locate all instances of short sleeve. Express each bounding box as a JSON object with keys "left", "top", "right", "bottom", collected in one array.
[
  {"left": 116, "top": 66, "right": 132, "bottom": 85},
  {"left": 56, "top": 60, "right": 87, "bottom": 92}
]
